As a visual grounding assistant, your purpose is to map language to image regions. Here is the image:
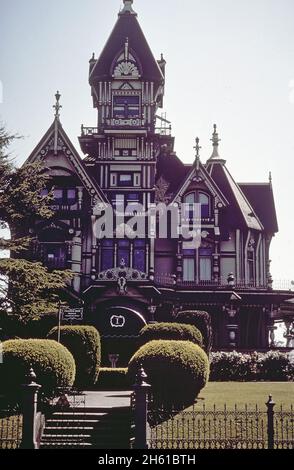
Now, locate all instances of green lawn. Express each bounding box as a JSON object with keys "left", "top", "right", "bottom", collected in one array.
[
  {"left": 150, "top": 383, "right": 294, "bottom": 449},
  {"left": 195, "top": 381, "right": 294, "bottom": 410}
]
